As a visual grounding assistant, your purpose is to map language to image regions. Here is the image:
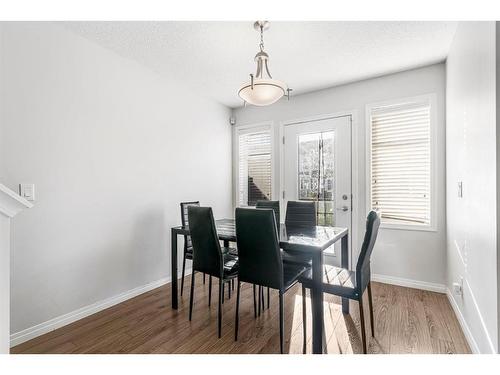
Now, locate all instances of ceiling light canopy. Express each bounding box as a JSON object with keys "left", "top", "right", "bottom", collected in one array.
[{"left": 238, "top": 21, "right": 290, "bottom": 107}]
